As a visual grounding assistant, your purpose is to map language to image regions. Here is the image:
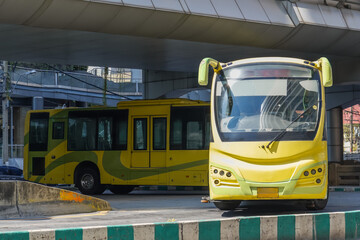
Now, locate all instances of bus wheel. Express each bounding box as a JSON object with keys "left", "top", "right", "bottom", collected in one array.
[
  {"left": 76, "top": 167, "right": 106, "bottom": 195},
  {"left": 306, "top": 198, "right": 328, "bottom": 210},
  {"left": 109, "top": 185, "right": 135, "bottom": 195},
  {"left": 213, "top": 201, "right": 241, "bottom": 210}
]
